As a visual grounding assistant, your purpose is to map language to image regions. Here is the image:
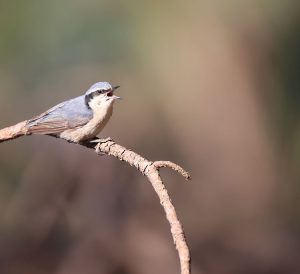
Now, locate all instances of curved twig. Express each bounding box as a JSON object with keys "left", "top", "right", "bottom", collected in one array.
[
  {"left": 153, "top": 161, "right": 191, "bottom": 180},
  {"left": 91, "top": 139, "right": 191, "bottom": 274},
  {"left": 0, "top": 130, "right": 192, "bottom": 274}
]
